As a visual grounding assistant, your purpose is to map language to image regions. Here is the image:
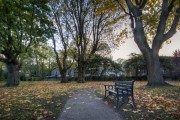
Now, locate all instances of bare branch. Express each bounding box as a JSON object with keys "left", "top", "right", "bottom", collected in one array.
[{"left": 139, "top": 0, "right": 147, "bottom": 10}]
